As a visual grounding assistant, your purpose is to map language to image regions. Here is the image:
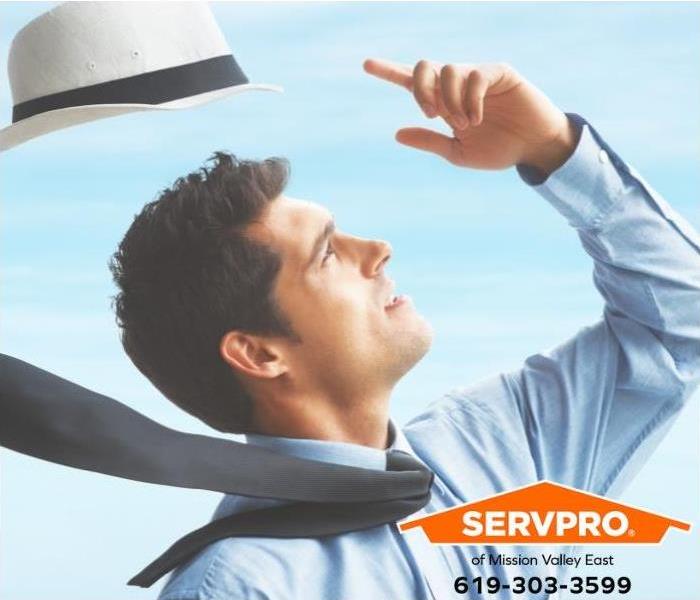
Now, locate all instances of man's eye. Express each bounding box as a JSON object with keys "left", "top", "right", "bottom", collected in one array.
[{"left": 321, "top": 243, "right": 336, "bottom": 265}]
